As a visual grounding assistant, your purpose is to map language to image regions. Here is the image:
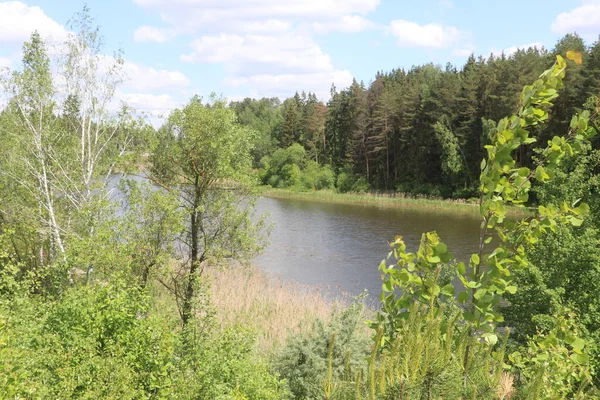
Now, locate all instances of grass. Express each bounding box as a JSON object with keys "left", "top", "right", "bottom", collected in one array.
[
  {"left": 260, "top": 187, "right": 531, "bottom": 217},
  {"left": 204, "top": 264, "right": 361, "bottom": 354}
]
